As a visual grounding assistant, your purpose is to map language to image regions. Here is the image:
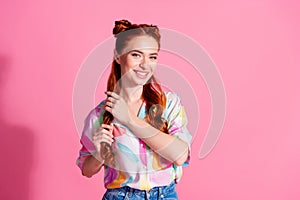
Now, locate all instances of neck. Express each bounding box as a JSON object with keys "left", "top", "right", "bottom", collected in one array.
[{"left": 119, "top": 85, "right": 143, "bottom": 104}]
